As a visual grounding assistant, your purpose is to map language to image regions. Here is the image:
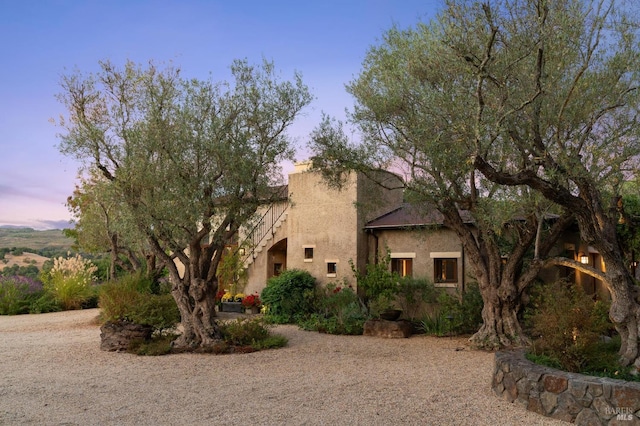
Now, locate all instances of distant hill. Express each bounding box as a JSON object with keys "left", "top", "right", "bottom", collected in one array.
[{"left": 0, "top": 228, "right": 74, "bottom": 251}]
